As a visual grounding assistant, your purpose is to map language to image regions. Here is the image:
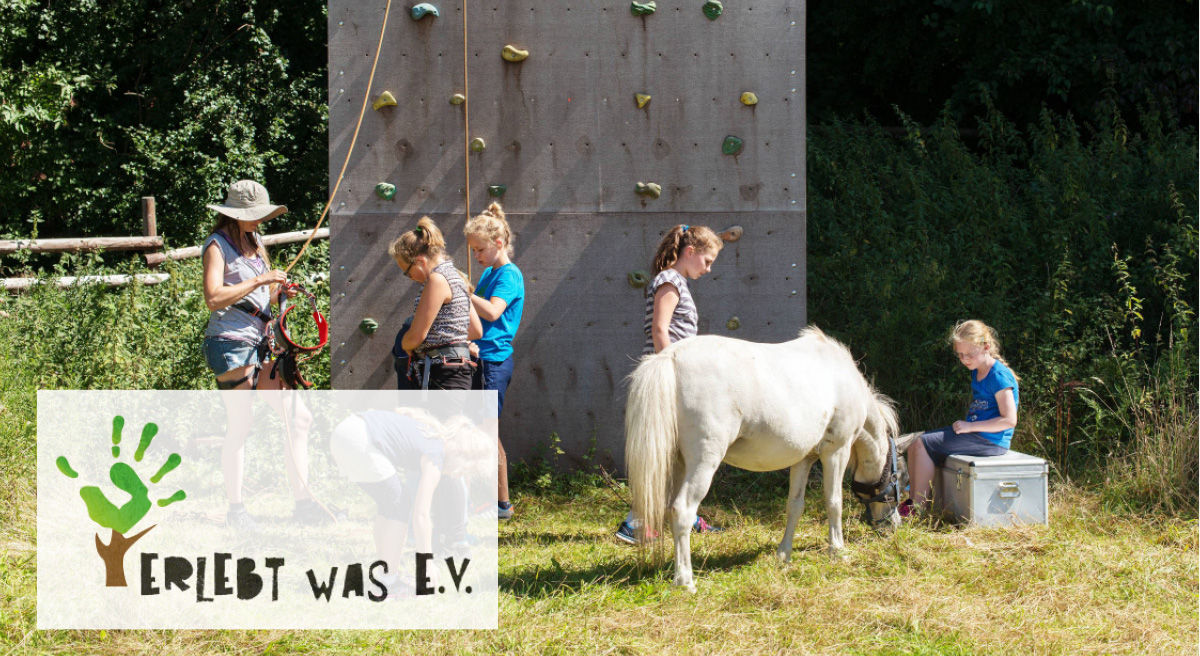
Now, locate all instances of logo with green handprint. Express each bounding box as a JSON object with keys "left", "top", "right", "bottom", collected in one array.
[{"left": 56, "top": 416, "right": 186, "bottom": 587}]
